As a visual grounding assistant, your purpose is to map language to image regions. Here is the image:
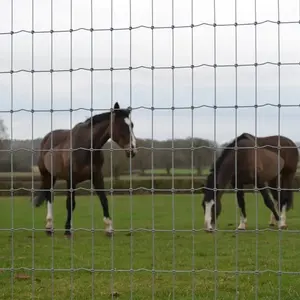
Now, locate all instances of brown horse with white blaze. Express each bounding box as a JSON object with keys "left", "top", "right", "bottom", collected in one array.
[
  {"left": 32, "top": 102, "right": 137, "bottom": 237},
  {"left": 202, "top": 133, "right": 298, "bottom": 231}
]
